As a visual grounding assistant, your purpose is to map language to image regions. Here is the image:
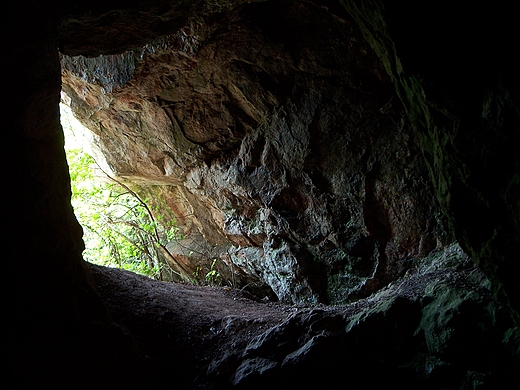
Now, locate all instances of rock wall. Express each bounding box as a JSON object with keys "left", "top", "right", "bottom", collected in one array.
[
  {"left": 342, "top": 0, "right": 520, "bottom": 320},
  {"left": 4, "top": 2, "right": 150, "bottom": 387},
  {"left": 92, "top": 243, "right": 520, "bottom": 389},
  {"left": 61, "top": 0, "right": 449, "bottom": 304},
  {"left": 5, "top": 0, "right": 520, "bottom": 387}
]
